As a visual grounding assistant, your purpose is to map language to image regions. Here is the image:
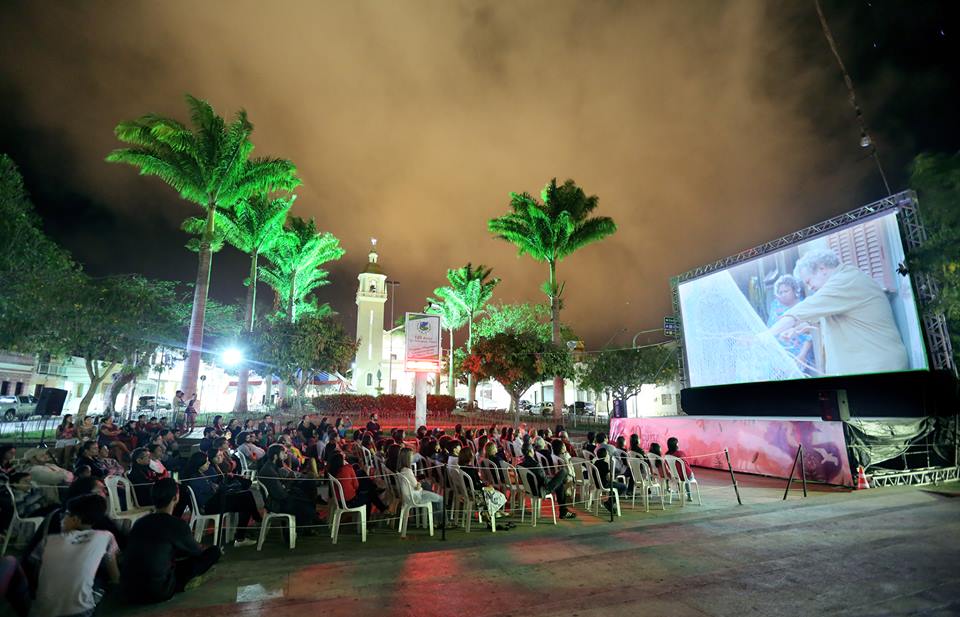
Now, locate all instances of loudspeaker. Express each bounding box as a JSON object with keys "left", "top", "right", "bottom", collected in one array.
[
  {"left": 36, "top": 387, "right": 68, "bottom": 416},
  {"left": 818, "top": 389, "right": 850, "bottom": 421},
  {"left": 613, "top": 399, "right": 626, "bottom": 418}
]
